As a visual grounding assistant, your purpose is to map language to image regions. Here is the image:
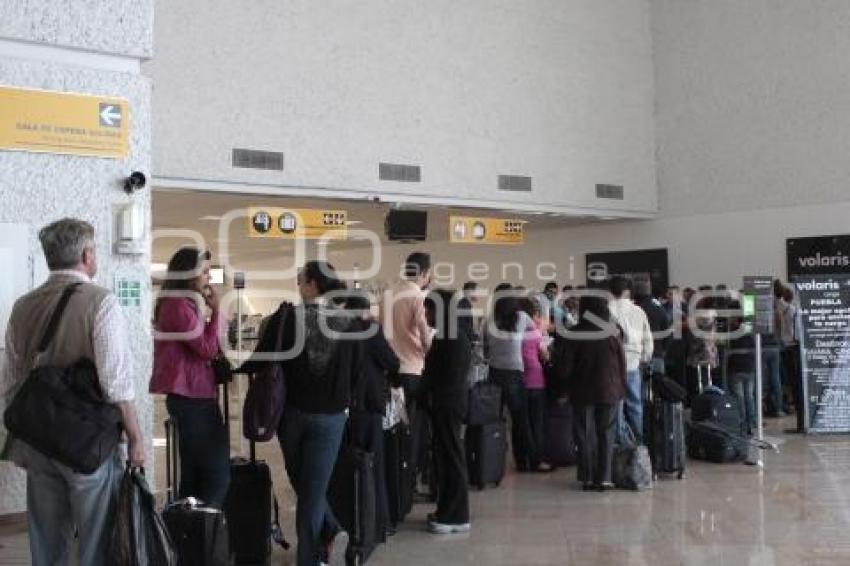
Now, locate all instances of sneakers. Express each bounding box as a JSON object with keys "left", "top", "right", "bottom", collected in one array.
[
  {"left": 324, "top": 529, "right": 349, "bottom": 566},
  {"left": 427, "top": 517, "right": 471, "bottom": 534}
]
